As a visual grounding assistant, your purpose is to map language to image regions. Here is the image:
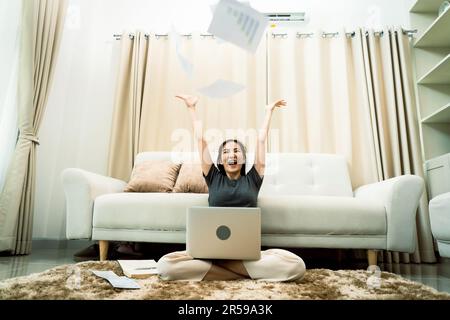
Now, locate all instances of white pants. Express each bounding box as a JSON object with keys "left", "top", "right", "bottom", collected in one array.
[{"left": 157, "top": 249, "right": 306, "bottom": 282}]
